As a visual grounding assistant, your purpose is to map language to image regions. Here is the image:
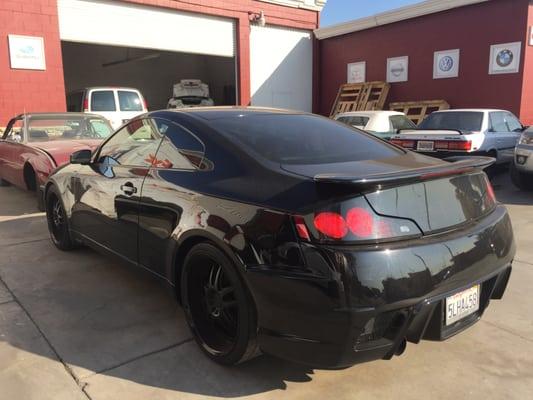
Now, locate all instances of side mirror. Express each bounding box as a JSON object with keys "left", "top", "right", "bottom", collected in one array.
[
  {"left": 70, "top": 149, "right": 92, "bottom": 165},
  {"left": 522, "top": 125, "right": 530, "bottom": 132}
]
